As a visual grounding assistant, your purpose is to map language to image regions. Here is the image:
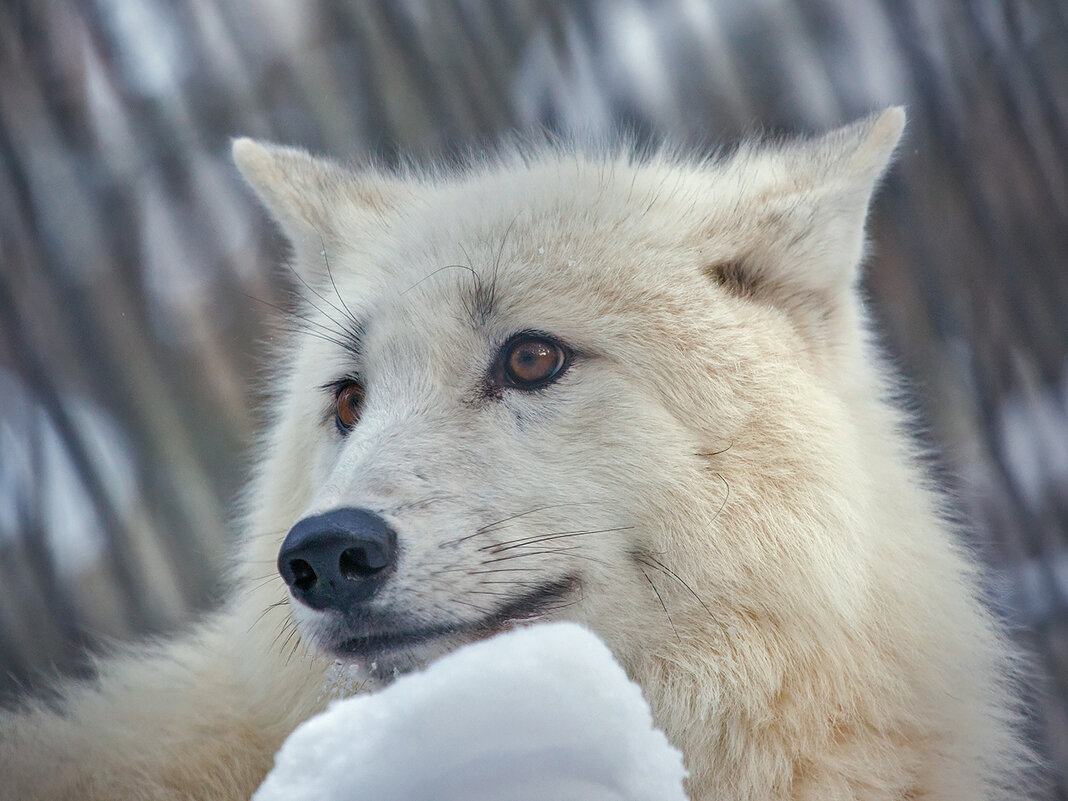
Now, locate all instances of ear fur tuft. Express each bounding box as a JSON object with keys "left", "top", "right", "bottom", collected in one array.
[
  {"left": 807, "top": 106, "right": 905, "bottom": 189},
  {"left": 233, "top": 138, "right": 348, "bottom": 240},
  {"left": 711, "top": 108, "right": 905, "bottom": 323},
  {"left": 842, "top": 106, "right": 906, "bottom": 182},
  {"left": 232, "top": 138, "right": 400, "bottom": 282}
]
